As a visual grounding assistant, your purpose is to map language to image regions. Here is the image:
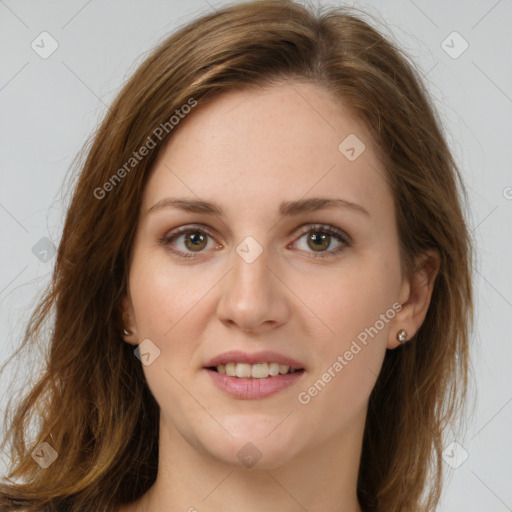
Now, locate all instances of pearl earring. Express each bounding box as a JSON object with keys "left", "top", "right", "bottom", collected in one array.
[
  {"left": 123, "top": 328, "right": 133, "bottom": 336},
  {"left": 397, "top": 329, "right": 408, "bottom": 343}
]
